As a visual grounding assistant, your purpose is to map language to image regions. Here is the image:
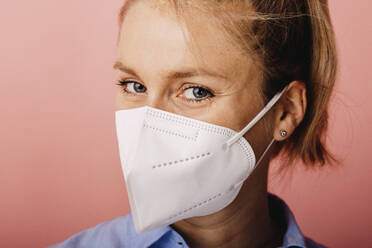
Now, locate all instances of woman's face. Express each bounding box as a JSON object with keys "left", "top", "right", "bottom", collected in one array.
[{"left": 114, "top": 1, "right": 274, "bottom": 156}]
